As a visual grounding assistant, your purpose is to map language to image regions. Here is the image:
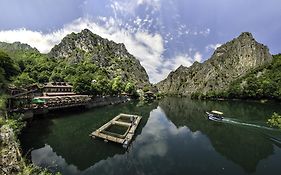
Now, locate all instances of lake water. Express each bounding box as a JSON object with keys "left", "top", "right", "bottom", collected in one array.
[{"left": 20, "top": 97, "right": 281, "bottom": 175}]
